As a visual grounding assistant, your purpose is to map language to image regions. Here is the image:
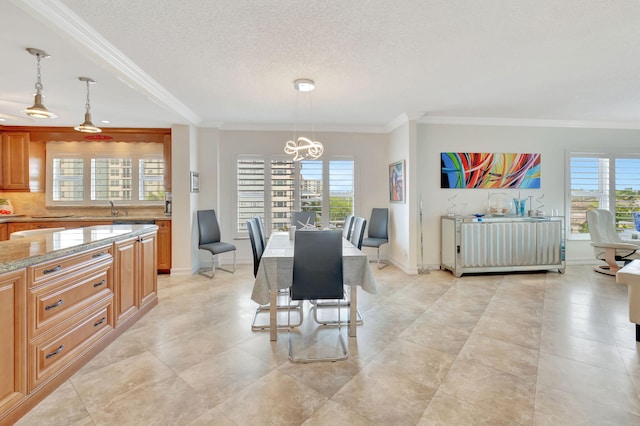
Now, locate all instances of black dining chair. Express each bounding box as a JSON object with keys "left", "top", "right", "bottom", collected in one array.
[
  {"left": 288, "top": 230, "right": 348, "bottom": 363},
  {"left": 255, "top": 216, "right": 267, "bottom": 248},
  {"left": 362, "top": 208, "right": 389, "bottom": 269},
  {"left": 249, "top": 217, "right": 302, "bottom": 331},
  {"left": 291, "top": 211, "right": 316, "bottom": 229},
  {"left": 313, "top": 217, "right": 365, "bottom": 327},
  {"left": 342, "top": 214, "right": 354, "bottom": 240},
  {"left": 349, "top": 216, "right": 367, "bottom": 250},
  {"left": 197, "top": 209, "right": 236, "bottom": 277}
]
